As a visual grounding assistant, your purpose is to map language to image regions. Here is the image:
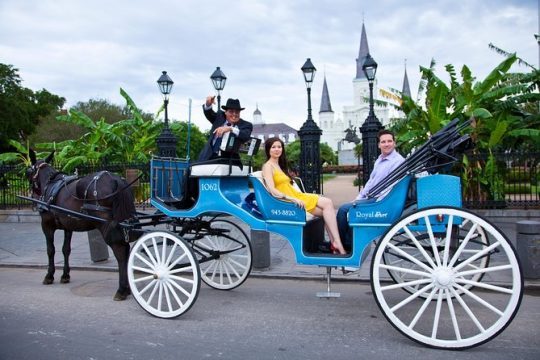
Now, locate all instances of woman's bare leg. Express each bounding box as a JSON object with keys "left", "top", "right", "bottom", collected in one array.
[{"left": 311, "top": 197, "right": 347, "bottom": 254}]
